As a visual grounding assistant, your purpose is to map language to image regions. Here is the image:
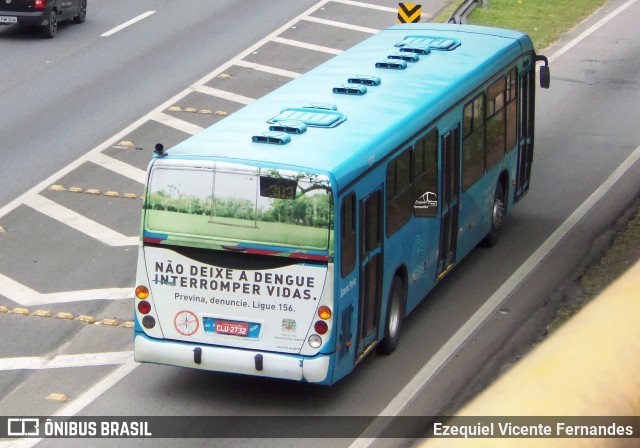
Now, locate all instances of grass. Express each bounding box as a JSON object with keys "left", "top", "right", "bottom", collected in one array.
[{"left": 435, "top": 0, "right": 609, "bottom": 50}]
